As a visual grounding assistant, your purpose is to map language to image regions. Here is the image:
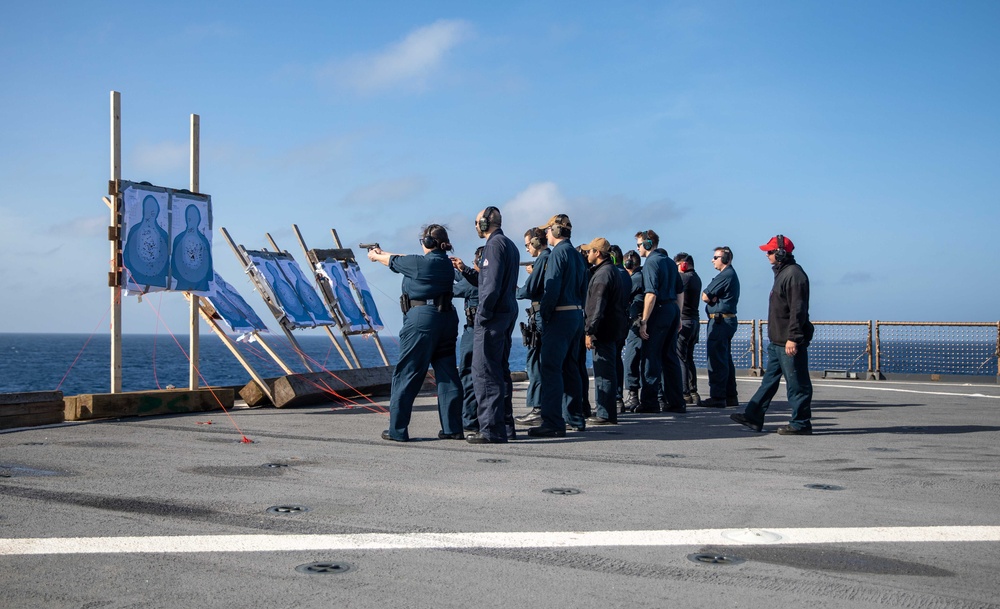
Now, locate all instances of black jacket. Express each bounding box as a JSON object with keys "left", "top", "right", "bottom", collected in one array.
[
  {"left": 679, "top": 269, "right": 702, "bottom": 320},
  {"left": 767, "top": 256, "right": 813, "bottom": 346},
  {"left": 585, "top": 259, "right": 629, "bottom": 343}
]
